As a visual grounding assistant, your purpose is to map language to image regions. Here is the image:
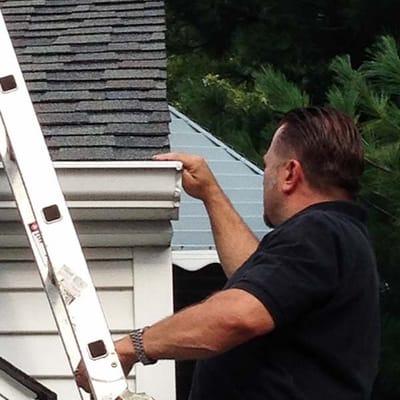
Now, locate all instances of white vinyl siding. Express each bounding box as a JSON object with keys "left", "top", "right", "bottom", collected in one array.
[
  {"left": 0, "top": 242, "right": 176, "bottom": 400},
  {"left": 0, "top": 247, "right": 135, "bottom": 399}
]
